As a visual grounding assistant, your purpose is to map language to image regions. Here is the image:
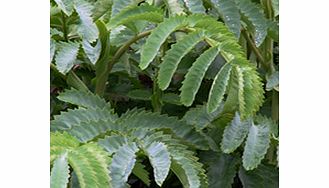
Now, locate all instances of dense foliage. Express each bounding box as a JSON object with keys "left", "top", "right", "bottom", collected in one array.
[{"left": 50, "top": 0, "right": 279, "bottom": 187}]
